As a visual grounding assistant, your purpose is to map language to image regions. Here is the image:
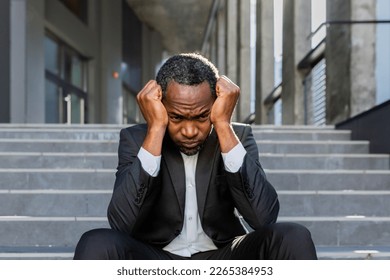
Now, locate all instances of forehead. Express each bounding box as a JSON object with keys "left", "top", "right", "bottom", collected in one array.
[{"left": 163, "top": 81, "right": 214, "bottom": 114}]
